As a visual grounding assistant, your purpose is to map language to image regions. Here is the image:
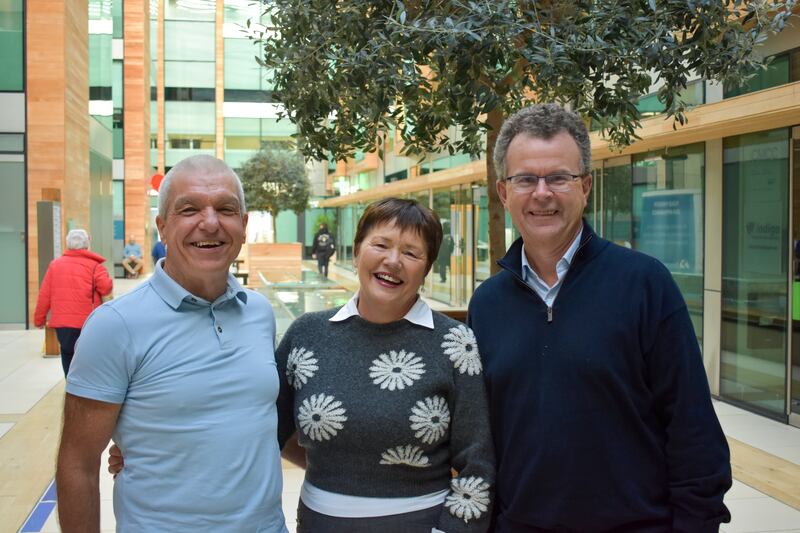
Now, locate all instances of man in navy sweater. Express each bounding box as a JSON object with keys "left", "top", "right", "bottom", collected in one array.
[{"left": 467, "top": 104, "right": 731, "bottom": 532}]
